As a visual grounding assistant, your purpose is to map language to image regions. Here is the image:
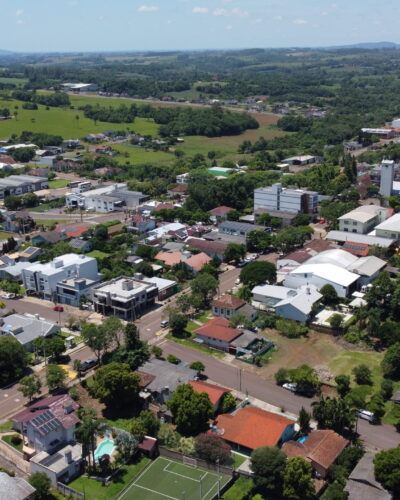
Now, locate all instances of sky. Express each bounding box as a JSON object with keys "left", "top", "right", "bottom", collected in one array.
[{"left": 3, "top": 0, "right": 400, "bottom": 53}]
